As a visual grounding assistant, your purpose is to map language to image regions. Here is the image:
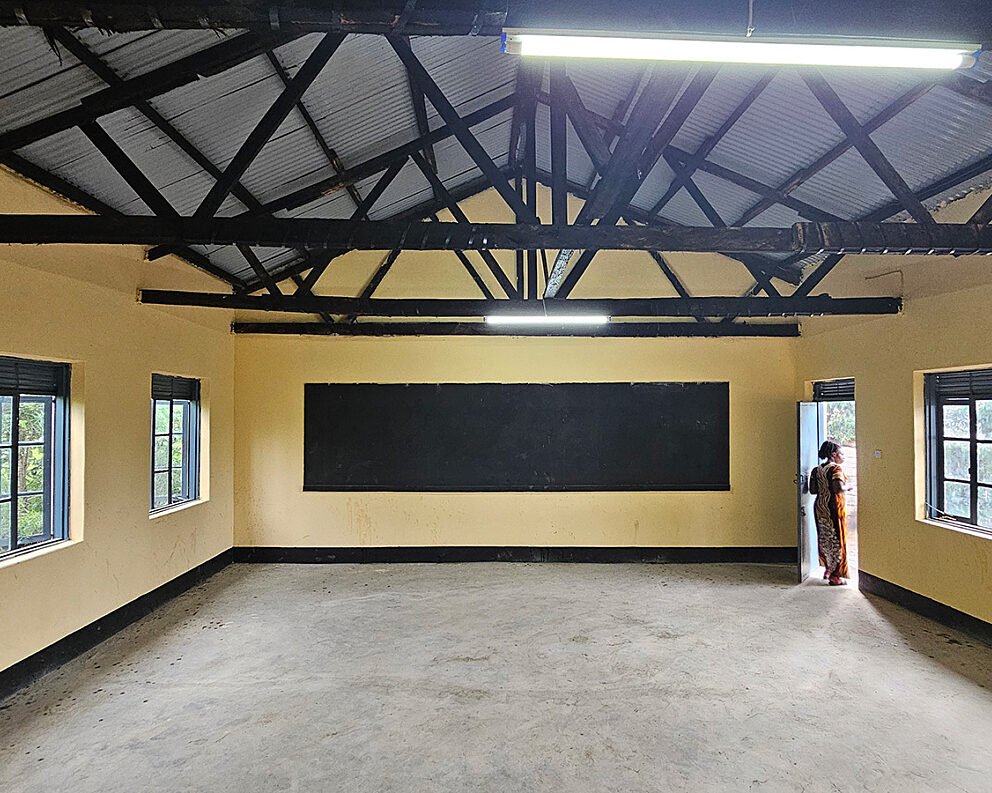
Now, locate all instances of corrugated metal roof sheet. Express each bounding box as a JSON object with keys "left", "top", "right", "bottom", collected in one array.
[
  {"left": 0, "top": 28, "right": 105, "bottom": 130},
  {"left": 75, "top": 28, "right": 239, "bottom": 79},
  {"left": 2, "top": 26, "right": 992, "bottom": 285}
]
